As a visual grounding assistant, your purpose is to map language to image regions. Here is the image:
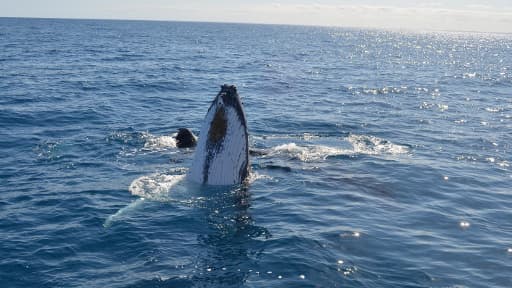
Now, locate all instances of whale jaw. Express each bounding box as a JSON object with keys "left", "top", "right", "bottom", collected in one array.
[{"left": 188, "top": 85, "right": 249, "bottom": 185}]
